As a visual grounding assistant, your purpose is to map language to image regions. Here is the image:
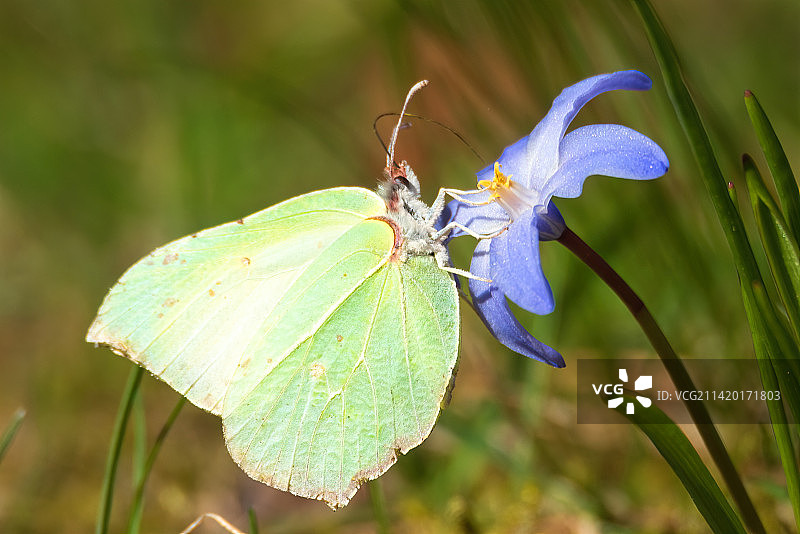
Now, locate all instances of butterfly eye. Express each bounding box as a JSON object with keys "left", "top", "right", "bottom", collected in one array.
[{"left": 393, "top": 176, "right": 412, "bottom": 189}]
